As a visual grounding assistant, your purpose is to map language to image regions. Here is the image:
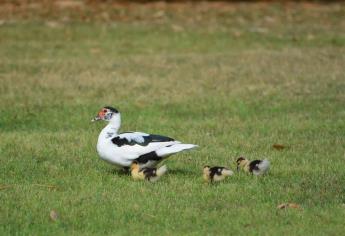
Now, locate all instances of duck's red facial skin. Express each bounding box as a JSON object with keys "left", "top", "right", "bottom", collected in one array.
[
  {"left": 92, "top": 108, "right": 108, "bottom": 122},
  {"left": 98, "top": 108, "right": 108, "bottom": 119}
]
